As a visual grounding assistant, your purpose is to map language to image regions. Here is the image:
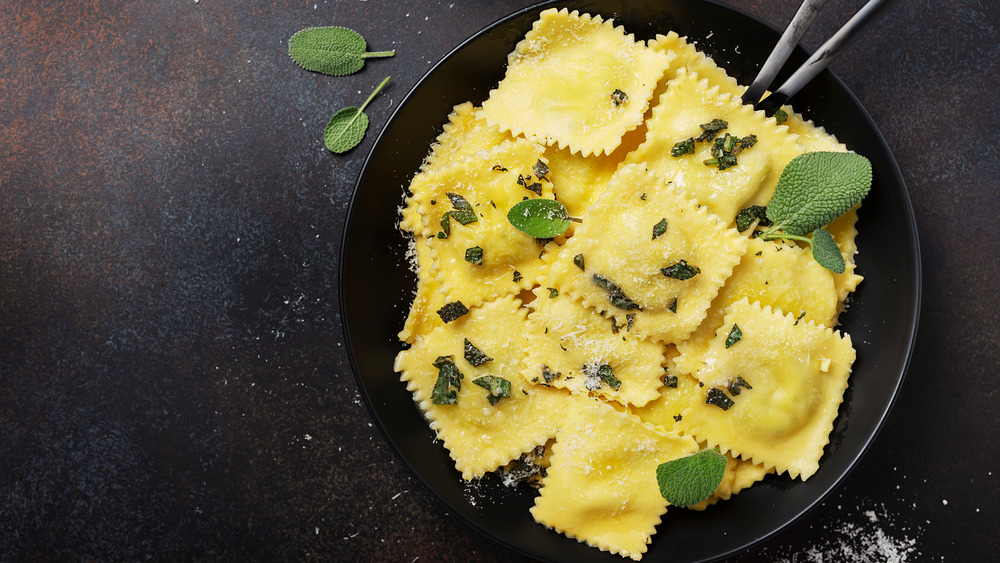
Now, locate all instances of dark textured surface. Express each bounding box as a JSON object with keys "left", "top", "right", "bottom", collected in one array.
[{"left": 0, "top": 0, "right": 997, "bottom": 561}]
